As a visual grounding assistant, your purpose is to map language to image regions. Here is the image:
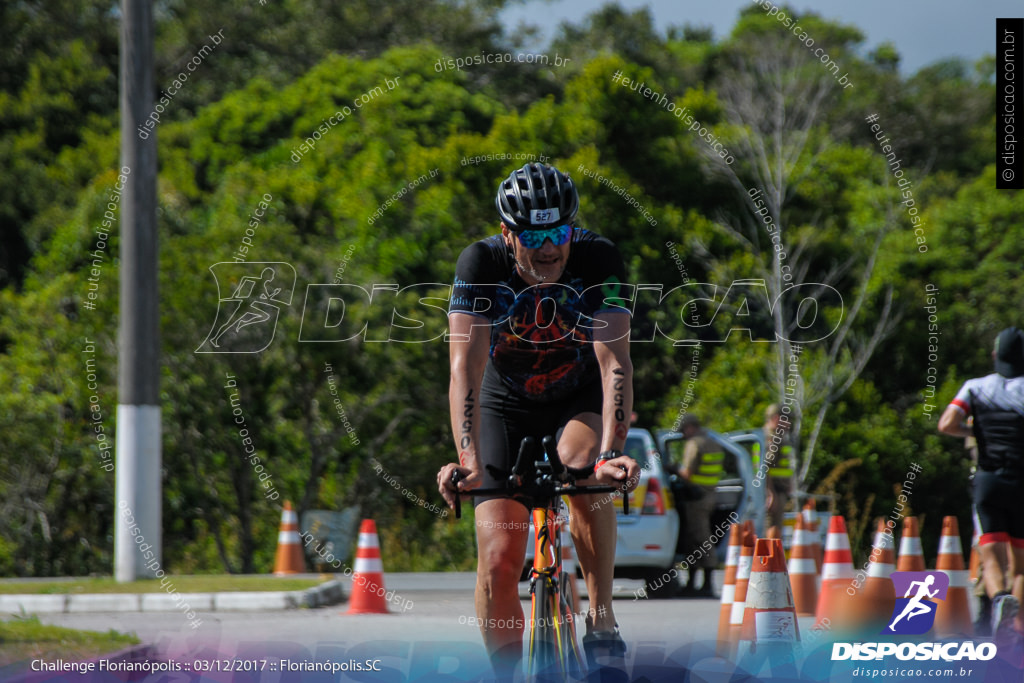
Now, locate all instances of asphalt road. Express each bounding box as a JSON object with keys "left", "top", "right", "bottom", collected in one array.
[
  {"left": 25, "top": 573, "right": 1018, "bottom": 683},
  {"left": 33, "top": 572, "right": 722, "bottom": 645},
  {"left": 29, "top": 573, "right": 733, "bottom": 680}
]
